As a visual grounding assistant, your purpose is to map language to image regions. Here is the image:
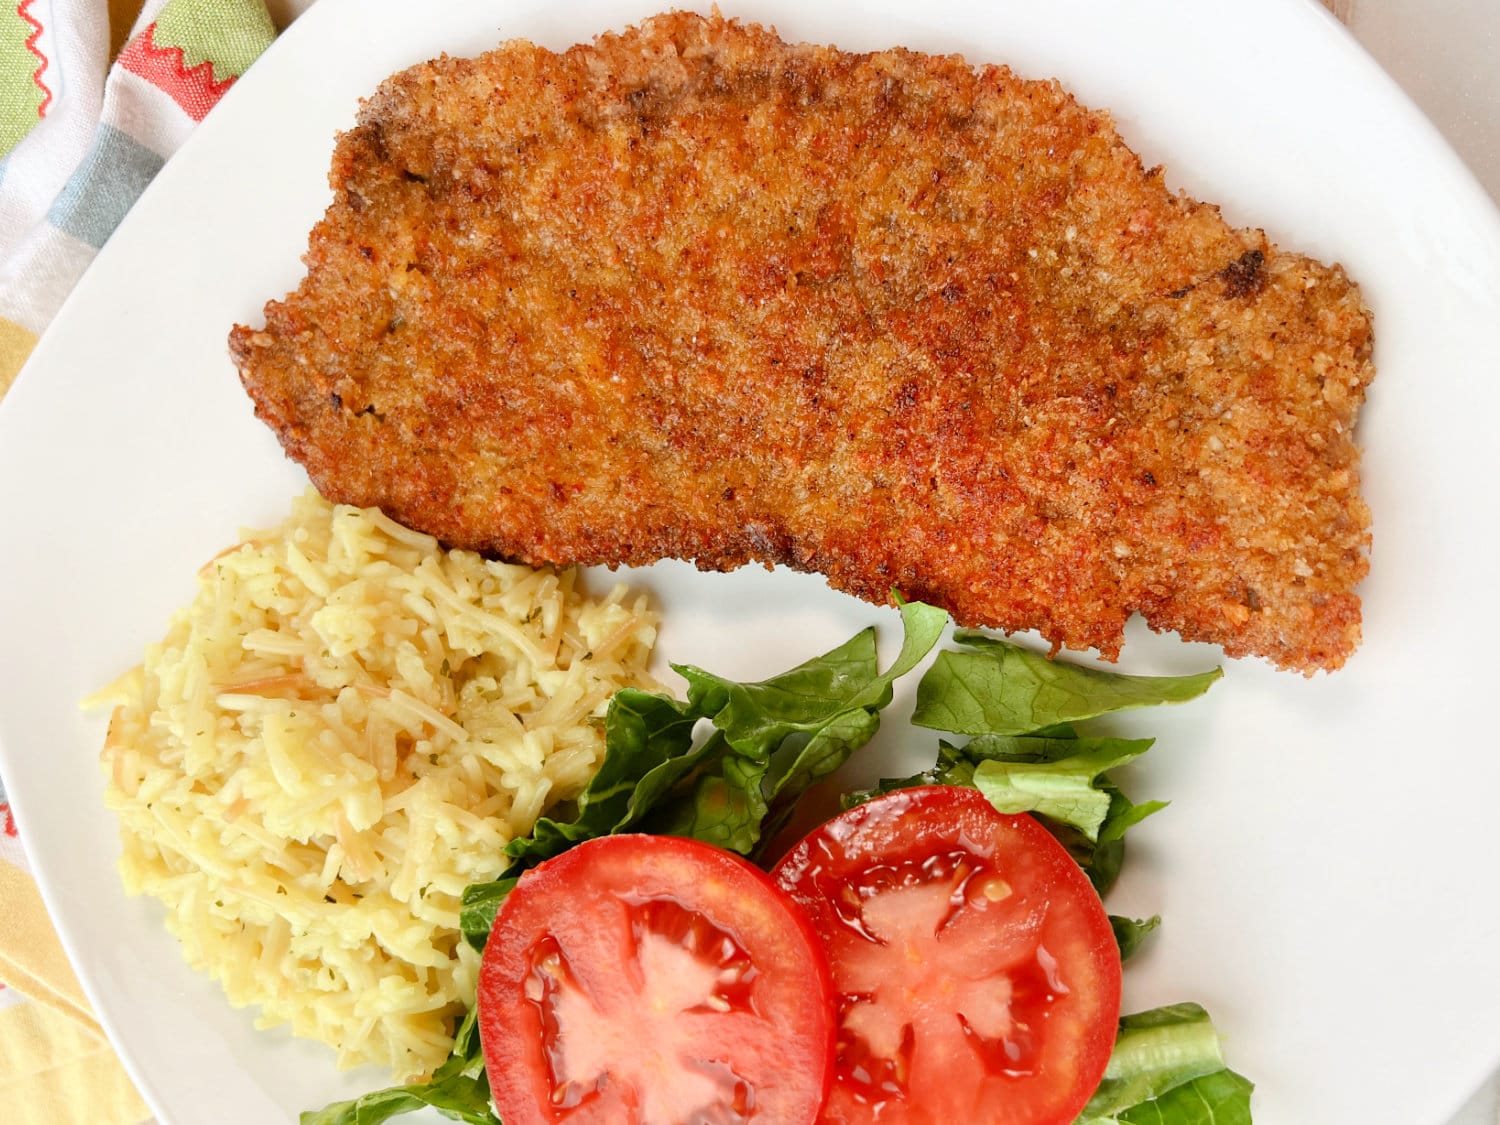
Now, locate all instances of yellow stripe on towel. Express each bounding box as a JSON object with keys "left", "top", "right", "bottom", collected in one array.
[
  {"left": 0, "top": 999, "right": 149, "bottom": 1125},
  {"left": 0, "top": 317, "right": 38, "bottom": 401},
  {"left": 0, "top": 860, "right": 149, "bottom": 1124}
]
